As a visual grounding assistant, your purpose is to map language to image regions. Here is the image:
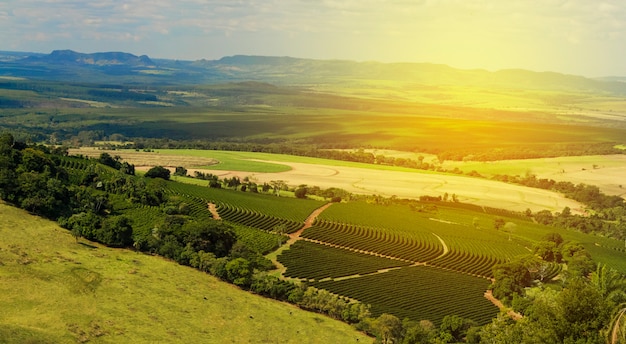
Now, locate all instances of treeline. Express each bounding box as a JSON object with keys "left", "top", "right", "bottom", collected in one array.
[
  {"left": 0, "top": 133, "right": 375, "bottom": 333},
  {"left": 492, "top": 173, "right": 626, "bottom": 239},
  {"left": 104, "top": 136, "right": 623, "bottom": 164}
]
